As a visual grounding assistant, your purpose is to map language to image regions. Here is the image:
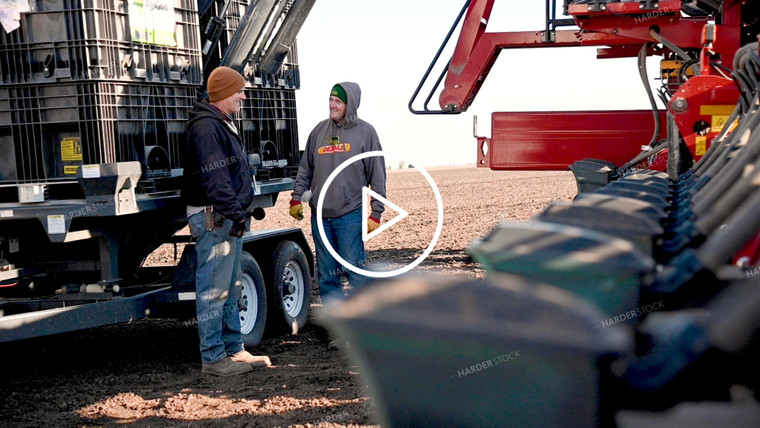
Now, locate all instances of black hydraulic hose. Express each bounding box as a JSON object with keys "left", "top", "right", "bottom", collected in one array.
[
  {"left": 618, "top": 141, "right": 668, "bottom": 175},
  {"left": 638, "top": 43, "right": 661, "bottom": 147},
  {"left": 679, "top": 58, "right": 701, "bottom": 84},
  {"left": 698, "top": 183, "right": 760, "bottom": 272},
  {"left": 748, "top": 49, "right": 760, "bottom": 76},
  {"left": 694, "top": 153, "right": 760, "bottom": 236},
  {"left": 689, "top": 44, "right": 760, "bottom": 192},
  {"left": 684, "top": 48, "right": 760, "bottom": 252},
  {"left": 732, "top": 71, "right": 754, "bottom": 110},
  {"left": 696, "top": 93, "right": 758, "bottom": 179},
  {"left": 733, "top": 76, "right": 752, "bottom": 113},
  {"left": 738, "top": 57, "right": 760, "bottom": 88},
  {"left": 650, "top": 28, "right": 699, "bottom": 72},
  {"left": 696, "top": 93, "right": 760, "bottom": 186},
  {"left": 707, "top": 279, "right": 760, "bottom": 355},
  {"left": 692, "top": 109, "right": 760, "bottom": 210},
  {"left": 739, "top": 65, "right": 760, "bottom": 105},
  {"left": 710, "top": 61, "right": 732, "bottom": 80},
  {"left": 693, "top": 142, "right": 731, "bottom": 189},
  {"left": 697, "top": 112, "right": 755, "bottom": 192},
  {"left": 731, "top": 43, "right": 760, "bottom": 109},
  {"left": 696, "top": 110, "right": 760, "bottom": 193},
  {"left": 733, "top": 42, "right": 759, "bottom": 71},
  {"left": 656, "top": 90, "right": 670, "bottom": 108}
]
